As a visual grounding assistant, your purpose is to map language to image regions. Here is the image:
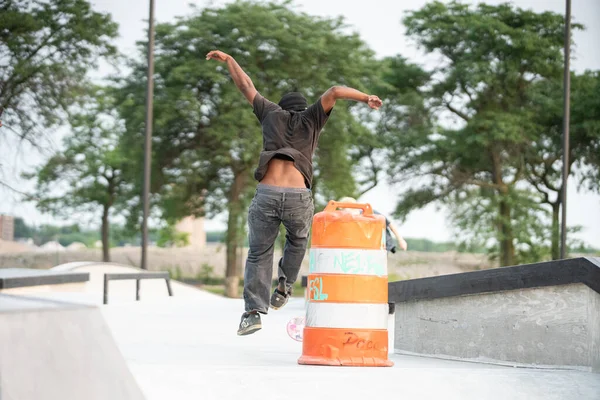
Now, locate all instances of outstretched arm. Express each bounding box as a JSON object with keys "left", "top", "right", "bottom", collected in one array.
[
  {"left": 389, "top": 222, "right": 408, "bottom": 251},
  {"left": 320, "top": 86, "right": 382, "bottom": 114},
  {"left": 206, "top": 50, "right": 257, "bottom": 105}
]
